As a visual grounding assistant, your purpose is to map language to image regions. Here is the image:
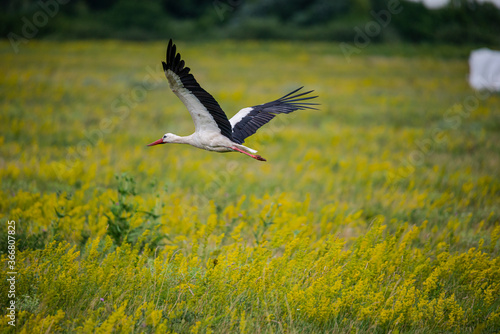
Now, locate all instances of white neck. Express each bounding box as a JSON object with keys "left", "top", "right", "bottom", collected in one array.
[{"left": 168, "top": 134, "right": 194, "bottom": 145}]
